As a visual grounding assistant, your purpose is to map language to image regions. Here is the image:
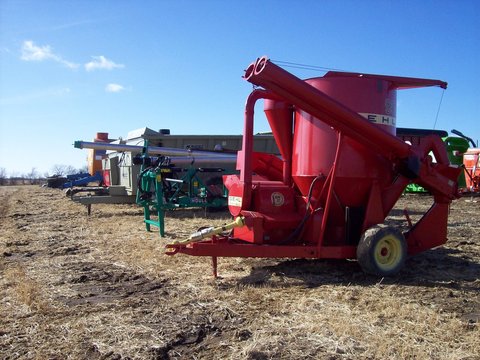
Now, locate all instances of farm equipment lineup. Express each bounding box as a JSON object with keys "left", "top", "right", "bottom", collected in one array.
[
  {"left": 68, "top": 57, "right": 478, "bottom": 278},
  {"left": 73, "top": 140, "right": 237, "bottom": 233},
  {"left": 166, "top": 56, "right": 461, "bottom": 277}
]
